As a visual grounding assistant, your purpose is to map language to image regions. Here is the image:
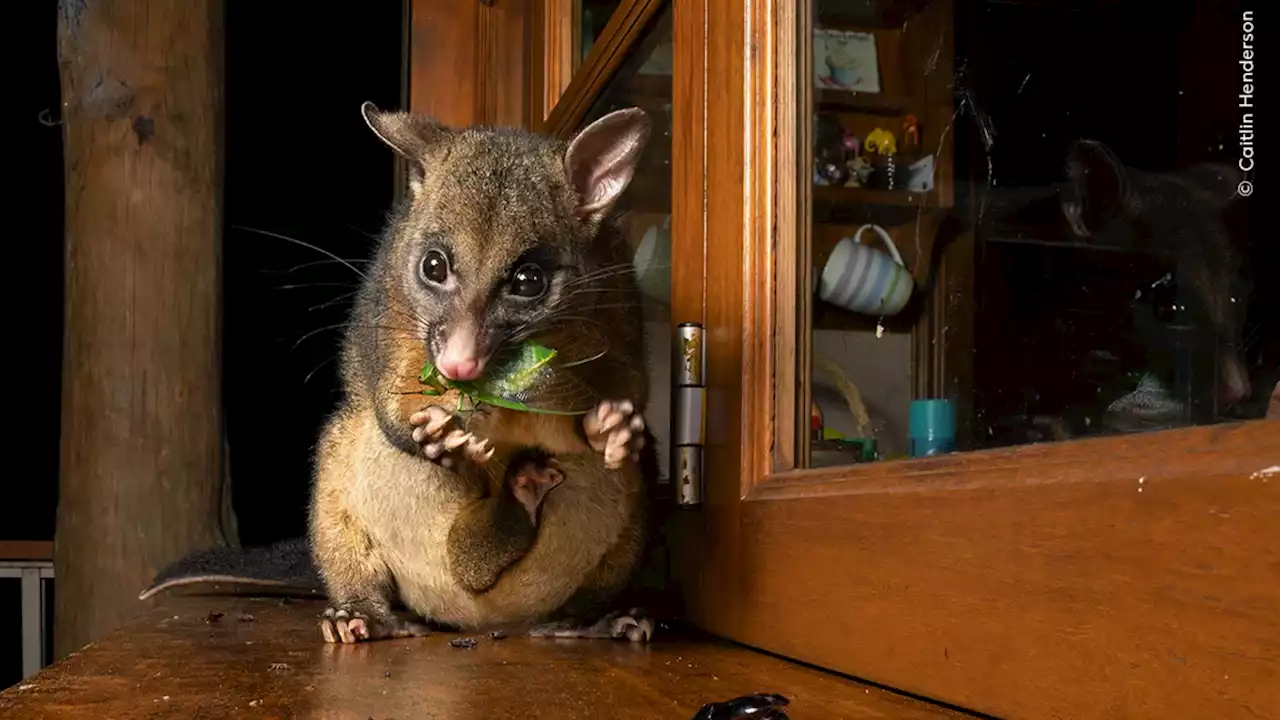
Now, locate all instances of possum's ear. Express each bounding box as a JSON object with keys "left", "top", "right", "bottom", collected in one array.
[
  {"left": 1062, "top": 139, "right": 1129, "bottom": 238},
  {"left": 361, "top": 101, "right": 450, "bottom": 195},
  {"left": 564, "top": 107, "right": 651, "bottom": 218}
]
